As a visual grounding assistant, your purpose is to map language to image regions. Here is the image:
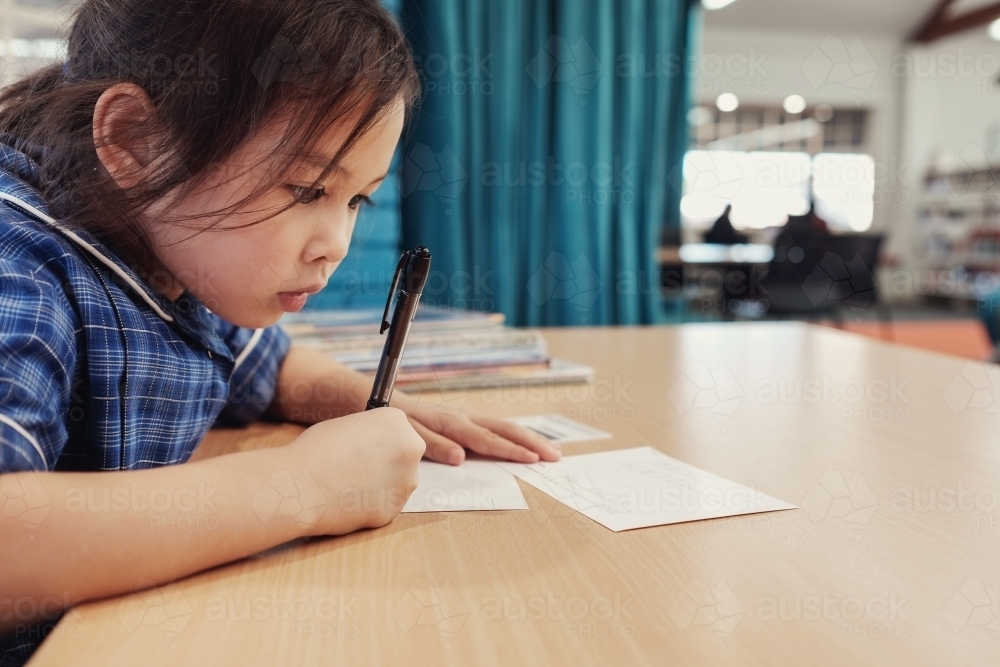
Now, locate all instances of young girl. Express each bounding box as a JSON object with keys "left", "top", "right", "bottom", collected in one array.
[{"left": 0, "top": 0, "right": 559, "bottom": 662}]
